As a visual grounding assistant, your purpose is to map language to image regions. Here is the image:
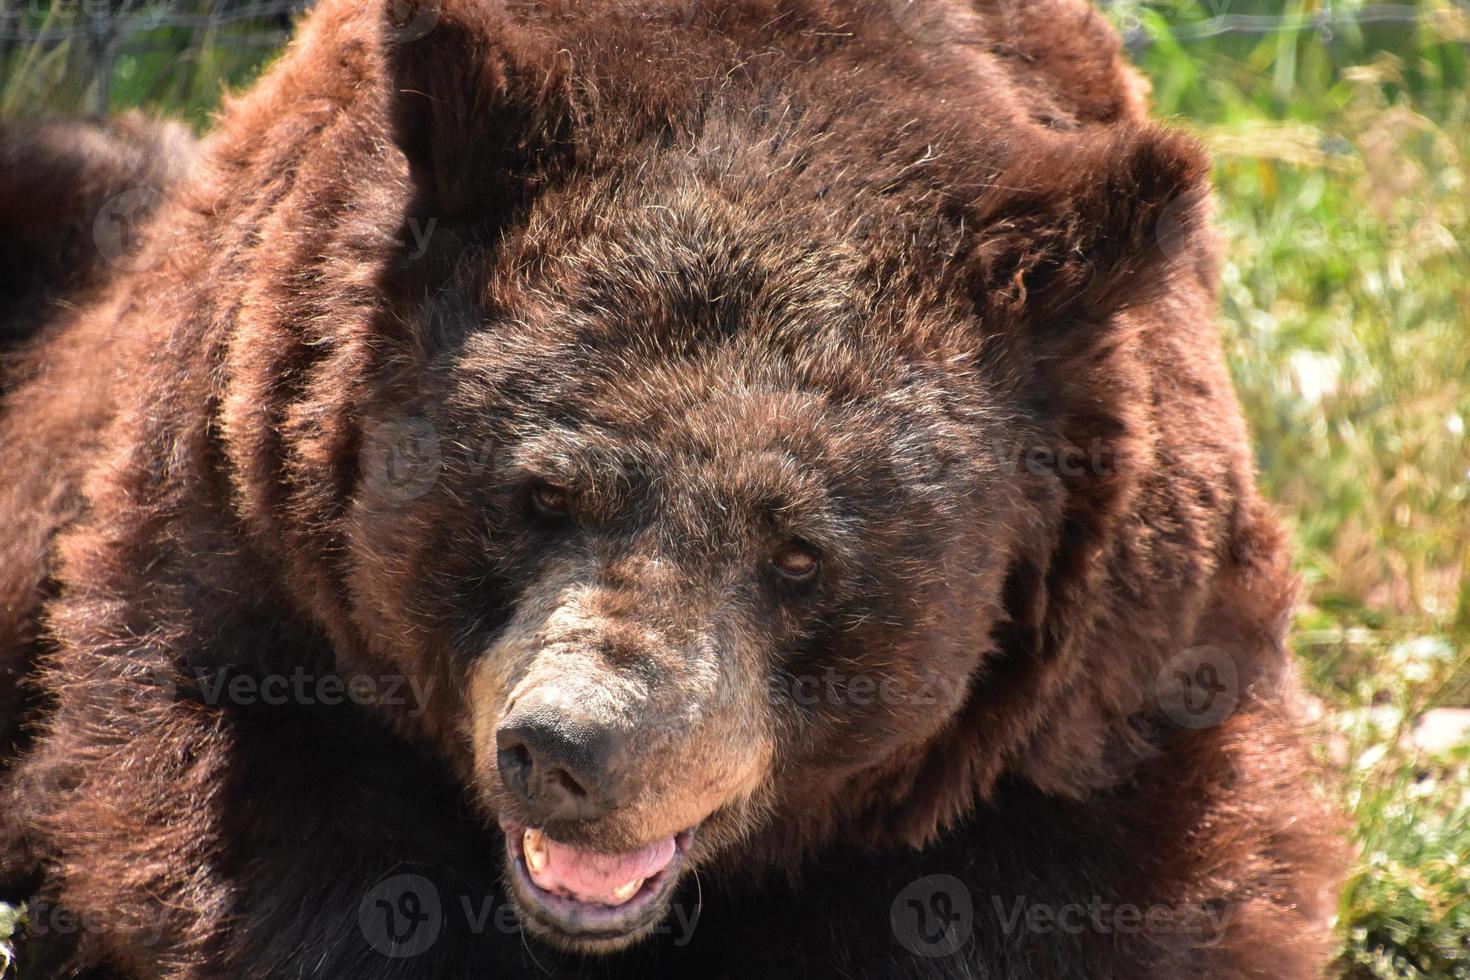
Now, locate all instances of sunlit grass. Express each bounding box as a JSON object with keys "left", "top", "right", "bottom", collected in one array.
[
  {"left": 0, "top": 902, "right": 18, "bottom": 977},
  {"left": 1119, "top": 1, "right": 1470, "bottom": 974}
]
